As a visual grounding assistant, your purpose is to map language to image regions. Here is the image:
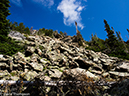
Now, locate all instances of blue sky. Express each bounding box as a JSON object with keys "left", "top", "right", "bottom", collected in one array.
[{"left": 7, "top": 0, "right": 129, "bottom": 41}]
